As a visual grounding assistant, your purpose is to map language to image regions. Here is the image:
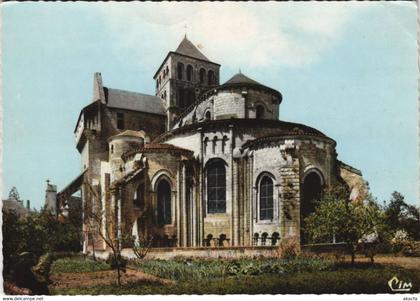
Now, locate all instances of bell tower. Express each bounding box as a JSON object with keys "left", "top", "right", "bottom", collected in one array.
[{"left": 153, "top": 36, "right": 221, "bottom": 130}]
